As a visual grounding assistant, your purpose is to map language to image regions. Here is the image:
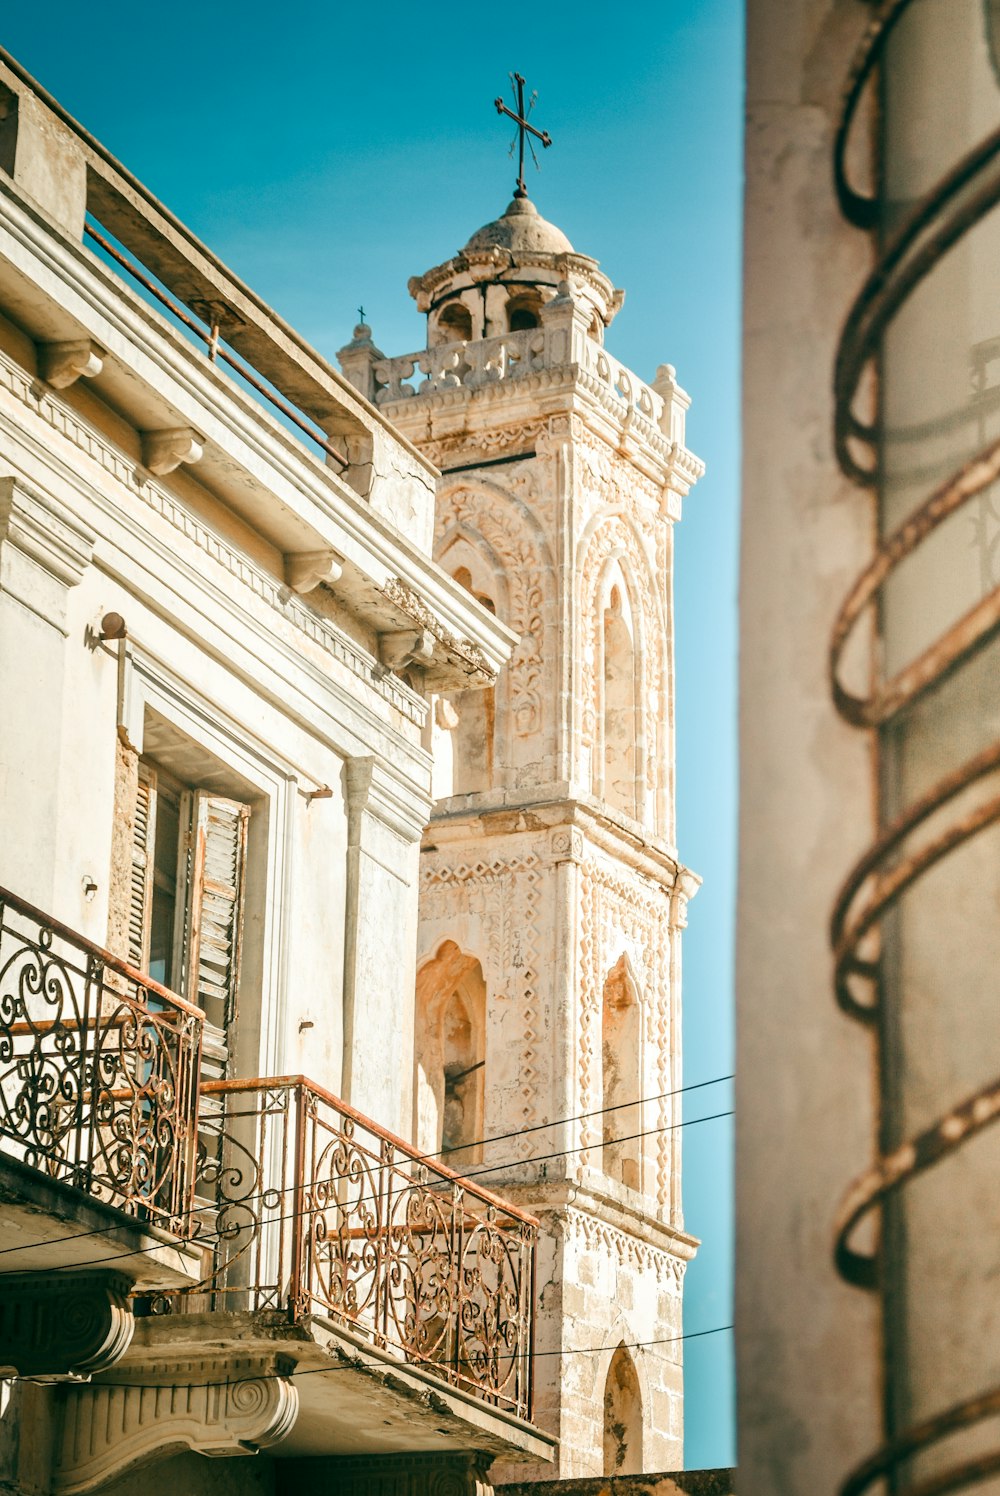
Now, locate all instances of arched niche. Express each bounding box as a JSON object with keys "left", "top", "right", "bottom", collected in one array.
[
  {"left": 603, "top": 1343, "right": 644, "bottom": 1475},
  {"left": 431, "top": 554, "right": 498, "bottom": 799},
  {"left": 602, "top": 953, "right": 642, "bottom": 1191},
  {"left": 601, "top": 571, "right": 640, "bottom": 819},
  {"left": 577, "top": 516, "right": 662, "bottom": 830},
  {"left": 414, "top": 941, "right": 486, "bottom": 1164}
]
